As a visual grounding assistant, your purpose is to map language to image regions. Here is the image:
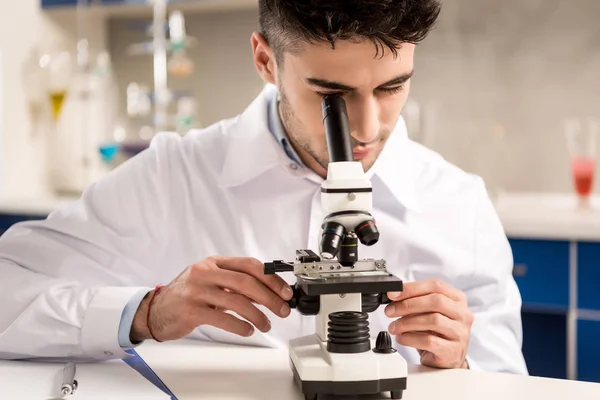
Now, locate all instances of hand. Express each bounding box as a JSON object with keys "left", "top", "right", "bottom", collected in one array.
[
  {"left": 384, "top": 279, "right": 474, "bottom": 369},
  {"left": 130, "top": 256, "right": 293, "bottom": 343}
]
